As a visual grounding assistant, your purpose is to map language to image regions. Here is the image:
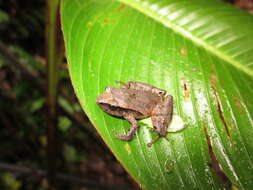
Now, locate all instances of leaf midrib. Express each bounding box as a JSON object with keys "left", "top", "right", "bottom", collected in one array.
[{"left": 117, "top": 0, "right": 253, "bottom": 77}]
